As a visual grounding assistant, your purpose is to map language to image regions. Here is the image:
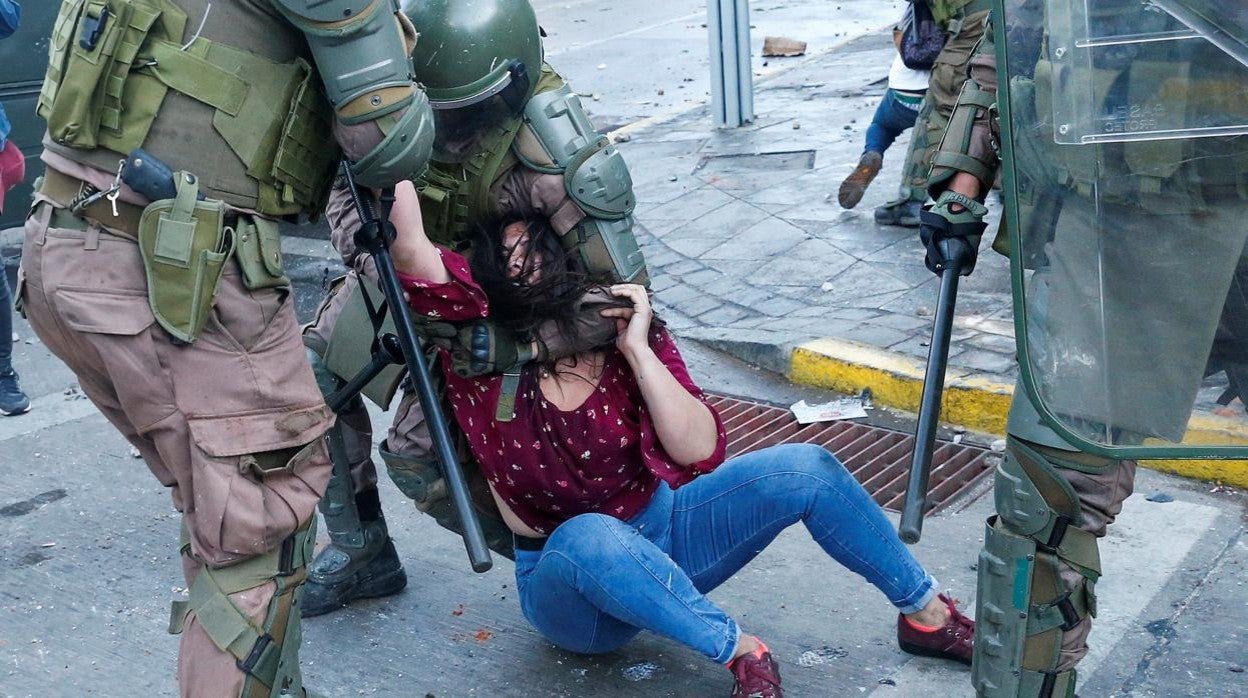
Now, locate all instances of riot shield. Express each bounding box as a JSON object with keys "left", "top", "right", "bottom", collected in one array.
[{"left": 995, "top": 0, "right": 1248, "bottom": 457}]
